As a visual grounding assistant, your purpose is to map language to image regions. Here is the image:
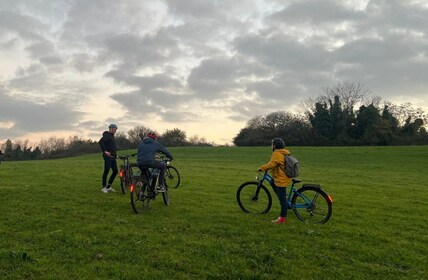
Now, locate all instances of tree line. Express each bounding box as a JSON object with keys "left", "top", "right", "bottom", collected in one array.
[
  {"left": 1, "top": 82, "right": 426, "bottom": 161},
  {"left": 0, "top": 127, "right": 212, "bottom": 161},
  {"left": 234, "top": 82, "right": 427, "bottom": 146}
]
